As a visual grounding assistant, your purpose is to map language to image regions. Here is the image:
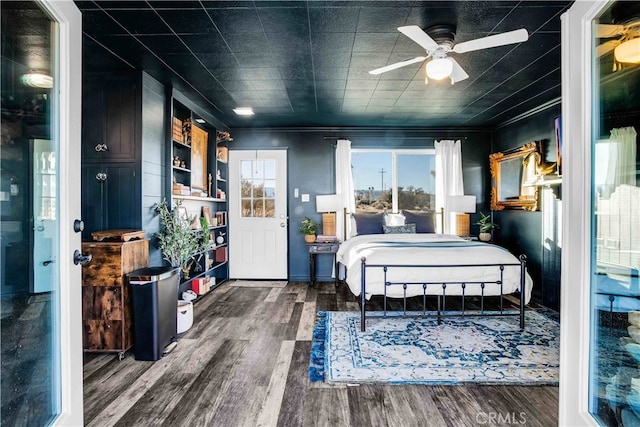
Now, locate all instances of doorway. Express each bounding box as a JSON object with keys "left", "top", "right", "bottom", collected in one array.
[{"left": 228, "top": 150, "right": 288, "bottom": 279}]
